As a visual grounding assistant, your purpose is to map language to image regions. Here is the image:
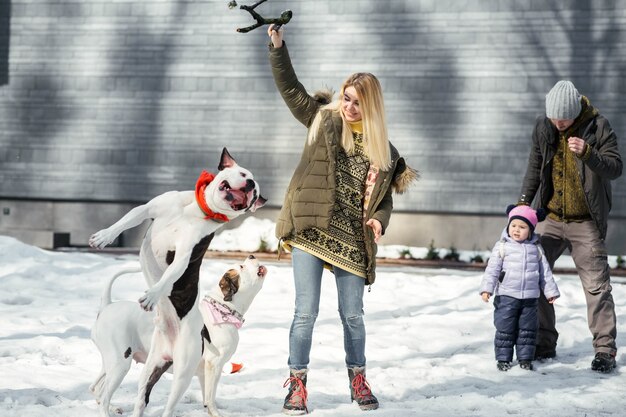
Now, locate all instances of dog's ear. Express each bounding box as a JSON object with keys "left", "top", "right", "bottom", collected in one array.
[
  {"left": 249, "top": 195, "right": 267, "bottom": 213},
  {"left": 219, "top": 148, "right": 238, "bottom": 171},
  {"left": 219, "top": 269, "right": 240, "bottom": 301}
]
